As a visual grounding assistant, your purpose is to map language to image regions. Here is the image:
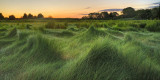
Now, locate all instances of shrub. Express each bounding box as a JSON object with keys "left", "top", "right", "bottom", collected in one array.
[
  {"left": 56, "top": 23, "right": 67, "bottom": 29},
  {"left": 45, "top": 21, "right": 56, "bottom": 29},
  {"left": 139, "top": 23, "right": 146, "bottom": 28},
  {"left": 64, "top": 22, "right": 69, "bottom": 27},
  {"left": 146, "top": 21, "right": 160, "bottom": 32},
  {"left": 129, "top": 23, "right": 139, "bottom": 28},
  {"left": 26, "top": 24, "right": 32, "bottom": 29}
]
